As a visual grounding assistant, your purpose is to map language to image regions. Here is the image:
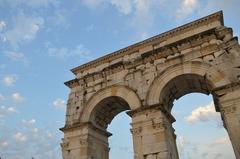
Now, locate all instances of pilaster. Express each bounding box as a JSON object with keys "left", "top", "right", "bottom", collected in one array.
[
  {"left": 128, "top": 105, "right": 179, "bottom": 159},
  {"left": 60, "top": 123, "right": 111, "bottom": 159},
  {"left": 218, "top": 88, "right": 240, "bottom": 159}
]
